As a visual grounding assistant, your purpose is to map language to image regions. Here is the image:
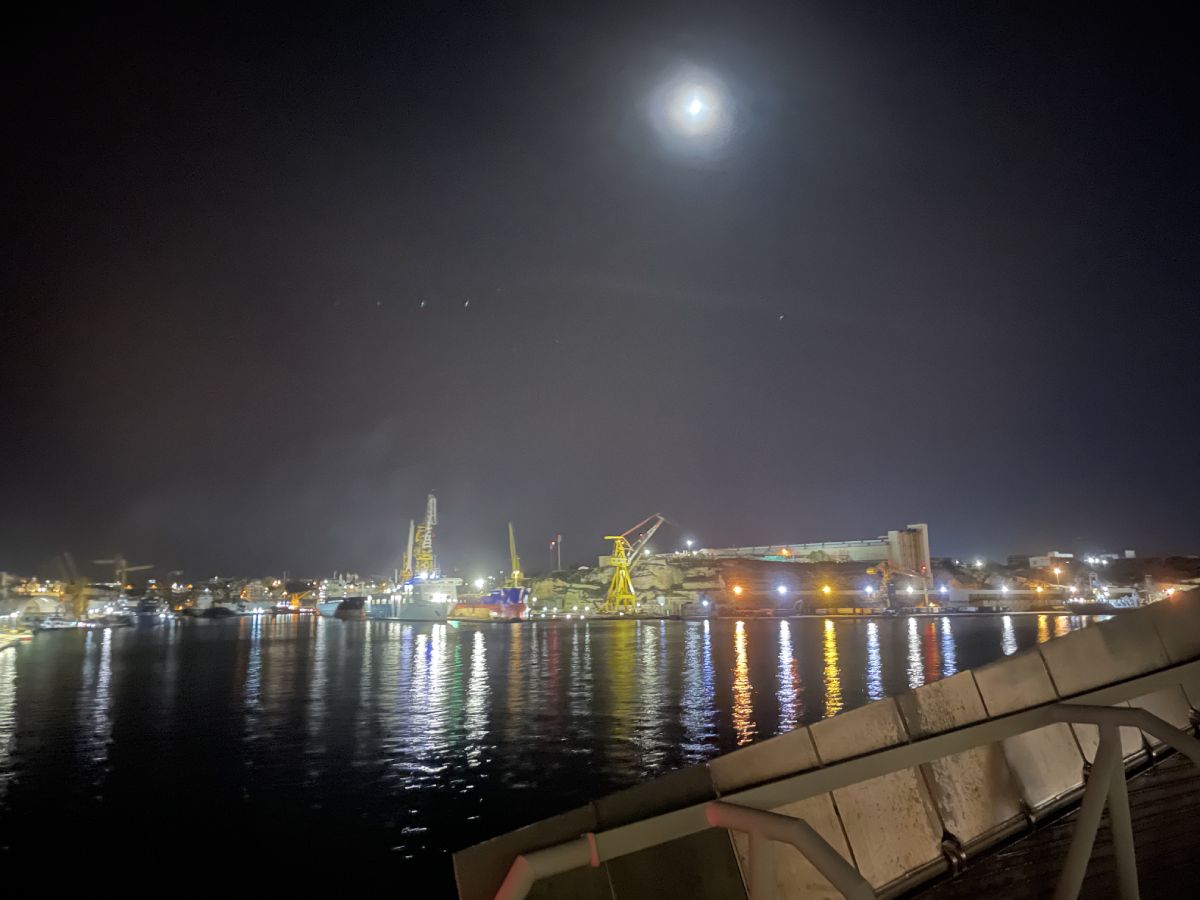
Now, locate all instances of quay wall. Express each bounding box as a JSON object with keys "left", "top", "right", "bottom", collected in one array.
[{"left": 452, "top": 591, "right": 1200, "bottom": 900}]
